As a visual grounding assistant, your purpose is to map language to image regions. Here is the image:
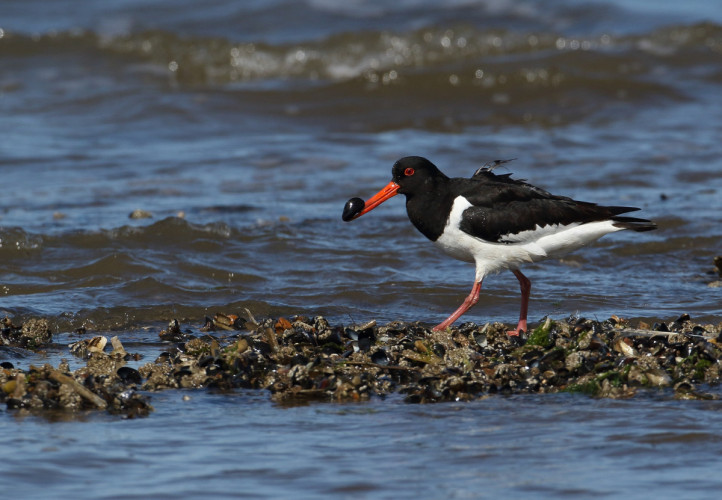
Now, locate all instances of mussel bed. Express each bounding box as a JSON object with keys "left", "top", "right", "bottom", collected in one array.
[{"left": 2, "top": 313, "right": 722, "bottom": 418}]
